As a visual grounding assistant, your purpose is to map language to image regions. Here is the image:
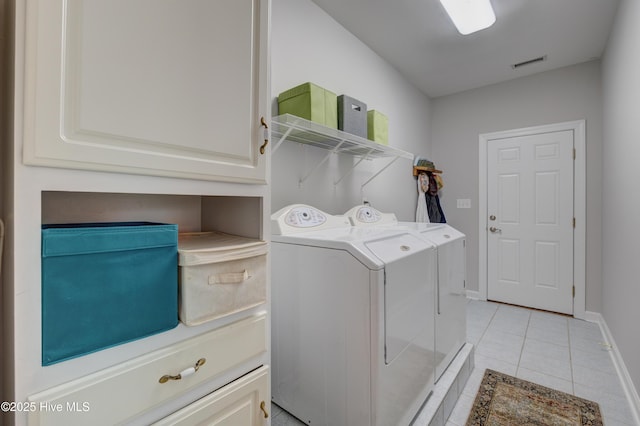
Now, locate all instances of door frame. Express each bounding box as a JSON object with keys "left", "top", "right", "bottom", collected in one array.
[{"left": 478, "top": 120, "right": 586, "bottom": 319}]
